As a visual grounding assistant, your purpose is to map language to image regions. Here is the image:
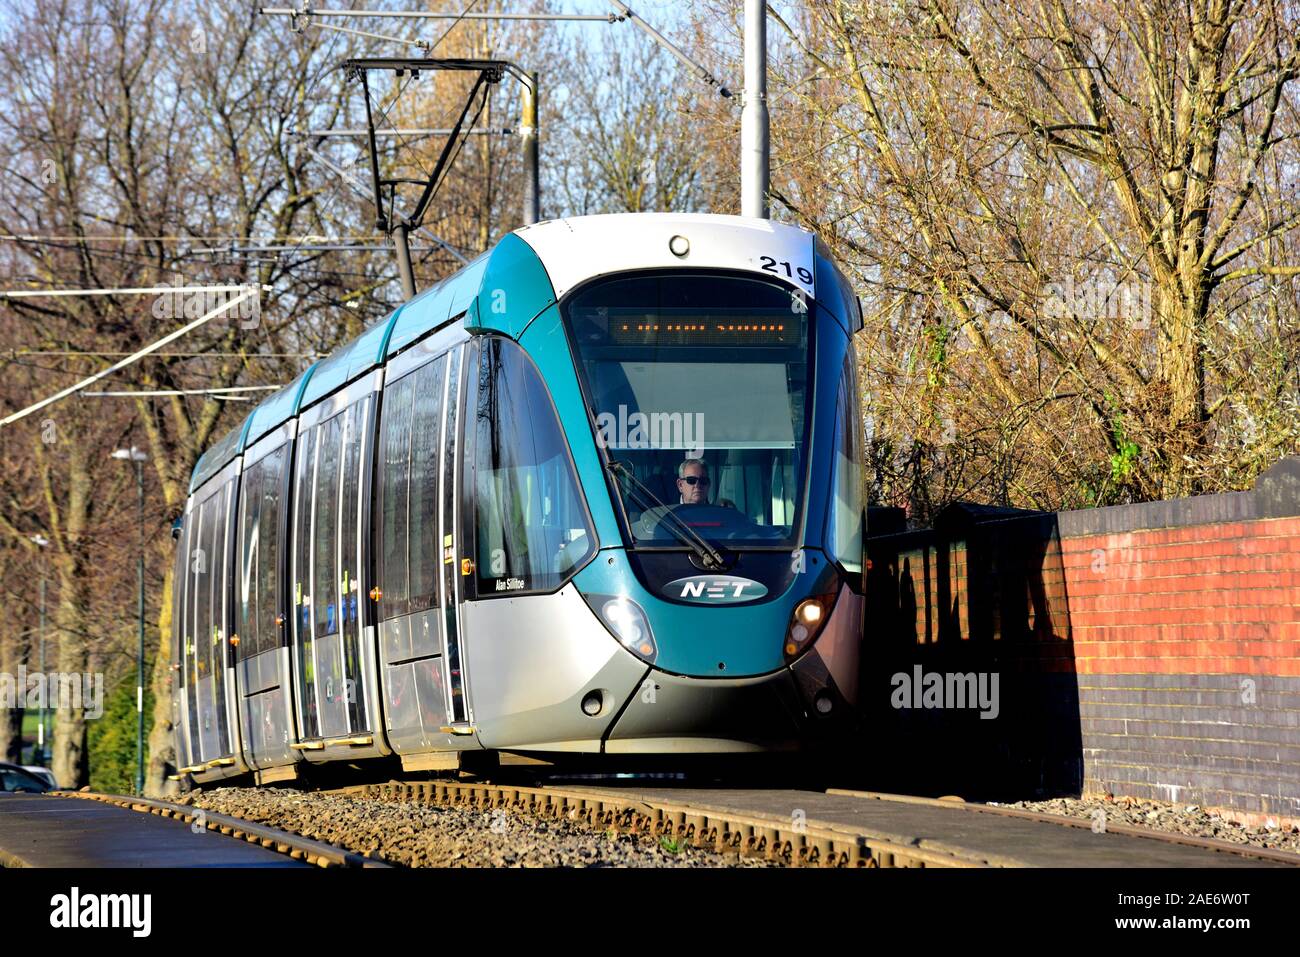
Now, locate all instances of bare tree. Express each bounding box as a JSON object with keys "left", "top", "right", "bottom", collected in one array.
[
  {"left": 0, "top": 0, "right": 369, "bottom": 789},
  {"left": 549, "top": 31, "right": 713, "bottom": 214},
  {"left": 0, "top": 0, "right": 591, "bottom": 791},
  {"left": 690, "top": 0, "right": 1300, "bottom": 511}
]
